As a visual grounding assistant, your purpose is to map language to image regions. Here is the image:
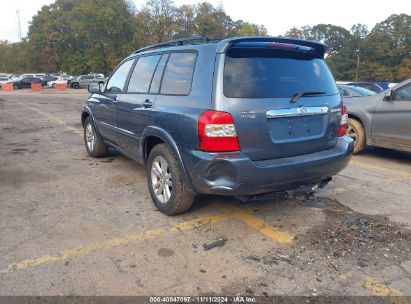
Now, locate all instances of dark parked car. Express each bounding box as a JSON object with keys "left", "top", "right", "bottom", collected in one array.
[
  {"left": 346, "top": 81, "right": 390, "bottom": 93},
  {"left": 338, "top": 85, "right": 376, "bottom": 98},
  {"left": 41, "top": 75, "right": 58, "bottom": 82},
  {"left": 344, "top": 79, "right": 411, "bottom": 153},
  {"left": 13, "top": 77, "right": 47, "bottom": 89},
  {"left": 81, "top": 36, "right": 353, "bottom": 215}
]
